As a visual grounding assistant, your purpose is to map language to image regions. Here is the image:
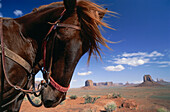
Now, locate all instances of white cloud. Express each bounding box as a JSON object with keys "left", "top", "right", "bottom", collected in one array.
[
  {"left": 110, "top": 51, "right": 165, "bottom": 67},
  {"left": 156, "top": 61, "right": 170, "bottom": 65},
  {"left": 152, "top": 58, "right": 157, "bottom": 60},
  {"left": 104, "top": 65, "right": 125, "bottom": 71},
  {"left": 0, "top": 12, "right": 2, "bottom": 17},
  {"left": 13, "top": 10, "right": 23, "bottom": 16},
  {"left": 78, "top": 71, "right": 92, "bottom": 76},
  {"left": 72, "top": 80, "right": 77, "bottom": 82},
  {"left": 159, "top": 65, "right": 169, "bottom": 68},
  {"left": 147, "top": 51, "right": 164, "bottom": 57},
  {"left": 122, "top": 51, "right": 164, "bottom": 58},
  {"left": 114, "top": 57, "right": 149, "bottom": 66},
  {"left": 150, "top": 61, "right": 170, "bottom": 65},
  {"left": 123, "top": 52, "right": 147, "bottom": 57},
  {"left": 0, "top": 3, "right": 2, "bottom": 8}
]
